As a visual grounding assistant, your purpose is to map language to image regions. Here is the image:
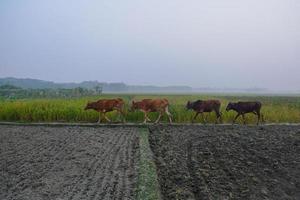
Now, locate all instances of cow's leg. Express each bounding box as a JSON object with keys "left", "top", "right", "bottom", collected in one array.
[
  {"left": 118, "top": 110, "right": 122, "bottom": 122},
  {"left": 201, "top": 113, "right": 207, "bottom": 124},
  {"left": 242, "top": 114, "right": 246, "bottom": 125},
  {"left": 233, "top": 113, "right": 240, "bottom": 124},
  {"left": 165, "top": 106, "right": 173, "bottom": 123},
  {"left": 120, "top": 107, "right": 126, "bottom": 123},
  {"left": 256, "top": 110, "right": 261, "bottom": 125},
  {"left": 103, "top": 113, "right": 111, "bottom": 123},
  {"left": 146, "top": 115, "right": 151, "bottom": 122},
  {"left": 143, "top": 112, "right": 147, "bottom": 123},
  {"left": 215, "top": 110, "right": 222, "bottom": 124},
  {"left": 97, "top": 112, "right": 102, "bottom": 123},
  {"left": 121, "top": 111, "right": 126, "bottom": 123},
  {"left": 115, "top": 110, "right": 121, "bottom": 122},
  {"left": 144, "top": 111, "right": 151, "bottom": 122},
  {"left": 155, "top": 111, "right": 163, "bottom": 123},
  {"left": 117, "top": 110, "right": 125, "bottom": 123},
  {"left": 192, "top": 112, "right": 199, "bottom": 123},
  {"left": 143, "top": 111, "right": 149, "bottom": 123},
  {"left": 120, "top": 111, "right": 125, "bottom": 123},
  {"left": 218, "top": 111, "right": 223, "bottom": 124},
  {"left": 205, "top": 113, "right": 209, "bottom": 123}
]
